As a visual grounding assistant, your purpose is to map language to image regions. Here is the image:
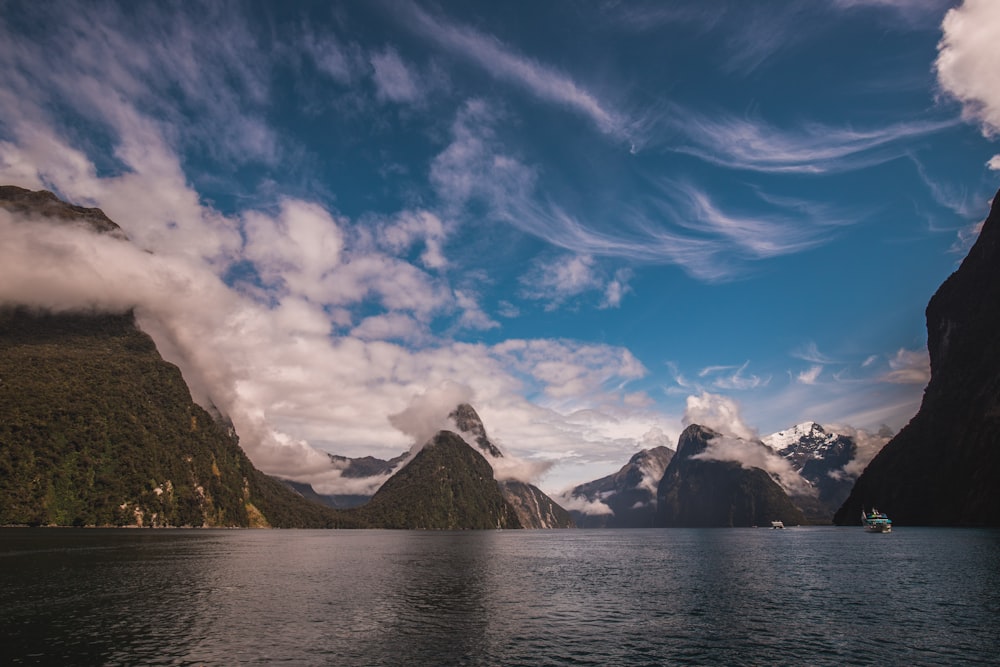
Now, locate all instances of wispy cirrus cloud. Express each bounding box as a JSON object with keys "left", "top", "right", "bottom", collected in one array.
[
  {"left": 391, "top": 0, "right": 630, "bottom": 139},
  {"left": 667, "top": 111, "right": 957, "bottom": 174}
]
